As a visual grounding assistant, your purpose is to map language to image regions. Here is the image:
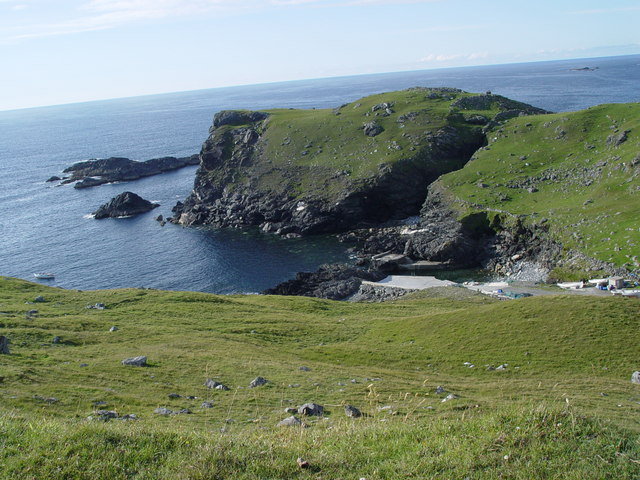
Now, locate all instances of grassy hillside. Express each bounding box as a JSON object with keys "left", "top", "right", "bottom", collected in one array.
[
  {"left": 437, "top": 102, "right": 640, "bottom": 272},
  {"left": 1, "top": 276, "right": 639, "bottom": 478}
]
